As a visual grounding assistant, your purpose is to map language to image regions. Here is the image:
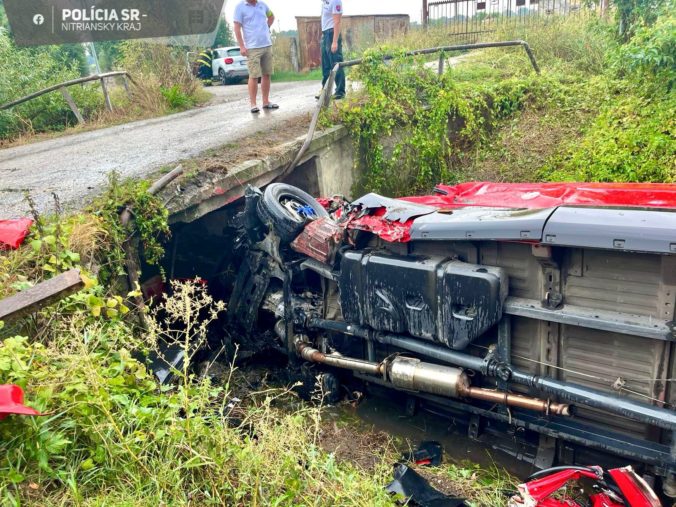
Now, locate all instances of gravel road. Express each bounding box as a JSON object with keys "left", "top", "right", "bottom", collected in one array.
[{"left": 0, "top": 80, "right": 320, "bottom": 218}]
